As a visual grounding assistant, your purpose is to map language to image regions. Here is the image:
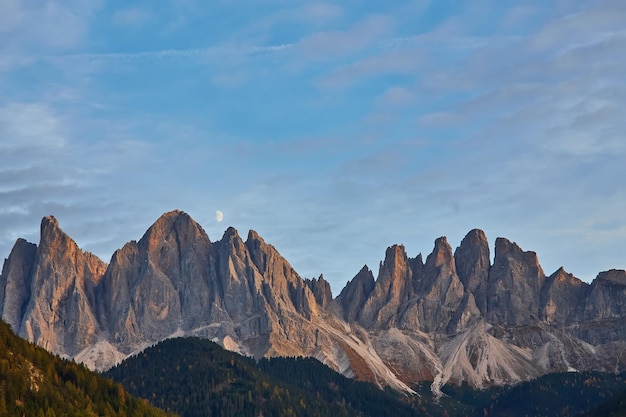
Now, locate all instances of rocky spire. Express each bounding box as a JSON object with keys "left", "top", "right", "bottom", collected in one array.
[
  {"left": 413, "top": 236, "right": 479, "bottom": 333},
  {"left": 582, "top": 269, "right": 626, "bottom": 320},
  {"left": 0, "top": 238, "right": 37, "bottom": 332},
  {"left": 539, "top": 267, "right": 588, "bottom": 325},
  {"left": 487, "top": 238, "right": 546, "bottom": 326},
  {"left": 19, "top": 216, "right": 107, "bottom": 356},
  {"left": 358, "top": 245, "right": 413, "bottom": 328},
  {"left": 454, "top": 229, "right": 490, "bottom": 313},
  {"left": 336, "top": 265, "right": 375, "bottom": 322},
  {"left": 305, "top": 275, "right": 333, "bottom": 308}
]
